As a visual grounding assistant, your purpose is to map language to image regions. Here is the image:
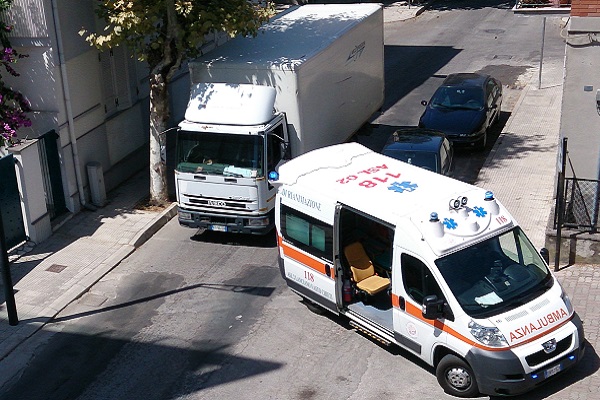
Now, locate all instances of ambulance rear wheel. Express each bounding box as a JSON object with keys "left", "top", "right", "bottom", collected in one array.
[{"left": 436, "top": 354, "right": 479, "bottom": 398}]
